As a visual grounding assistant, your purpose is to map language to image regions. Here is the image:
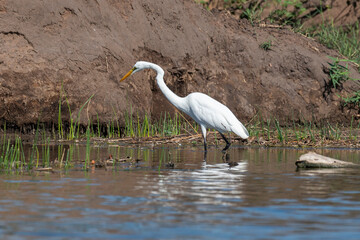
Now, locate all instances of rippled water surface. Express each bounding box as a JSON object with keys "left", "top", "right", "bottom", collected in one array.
[{"left": 1, "top": 144, "right": 360, "bottom": 239}]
